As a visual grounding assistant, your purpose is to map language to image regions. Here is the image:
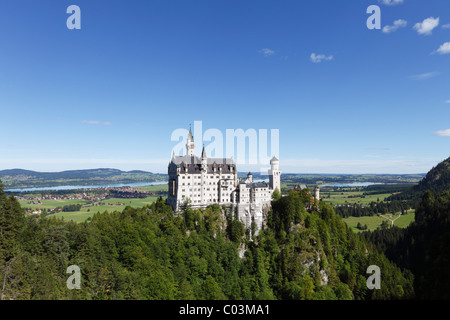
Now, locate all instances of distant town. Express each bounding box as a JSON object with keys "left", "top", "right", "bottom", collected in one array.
[{"left": 16, "top": 186, "right": 164, "bottom": 216}]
